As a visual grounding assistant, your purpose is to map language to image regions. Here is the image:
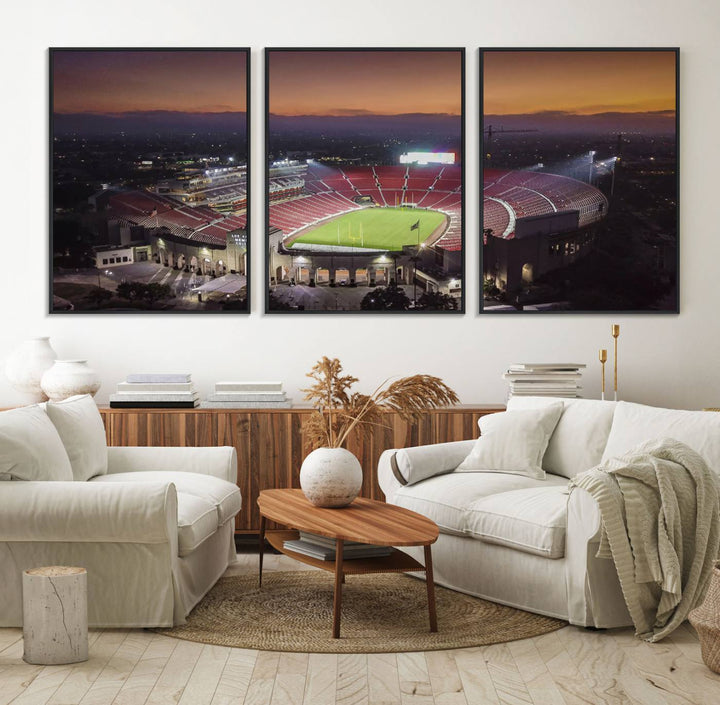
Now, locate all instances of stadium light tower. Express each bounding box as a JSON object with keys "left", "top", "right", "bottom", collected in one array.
[
  {"left": 610, "top": 156, "right": 618, "bottom": 198},
  {"left": 588, "top": 151, "right": 596, "bottom": 184}
]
